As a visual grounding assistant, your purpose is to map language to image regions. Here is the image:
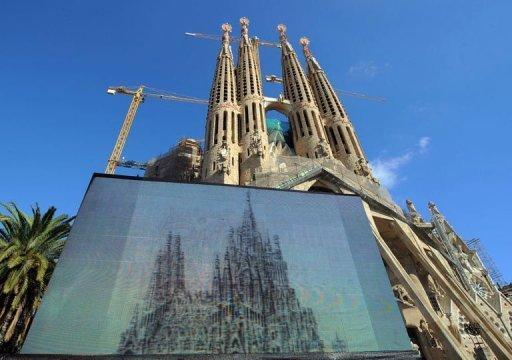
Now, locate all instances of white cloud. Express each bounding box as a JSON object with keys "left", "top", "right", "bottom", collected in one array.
[
  {"left": 370, "top": 136, "right": 431, "bottom": 188},
  {"left": 348, "top": 61, "right": 390, "bottom": 79},
  {"left": 418, "top": 136, "right": 430, "bottom": 154},
  {"left": 370, "top": 152, "right": 413, "bottom": 188}
]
